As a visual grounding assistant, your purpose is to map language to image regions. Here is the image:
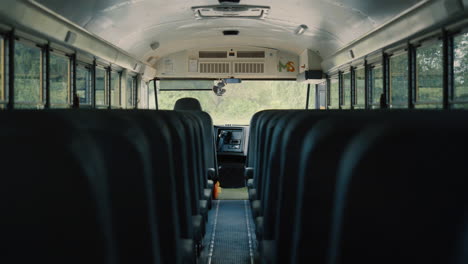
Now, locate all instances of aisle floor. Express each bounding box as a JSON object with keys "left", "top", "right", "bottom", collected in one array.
[
  {"left": 217, "top": 187, "right": 249, "bottom": 200},
  {"left": 200, "top": 200, "right": 257, "bottom": 264}
]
